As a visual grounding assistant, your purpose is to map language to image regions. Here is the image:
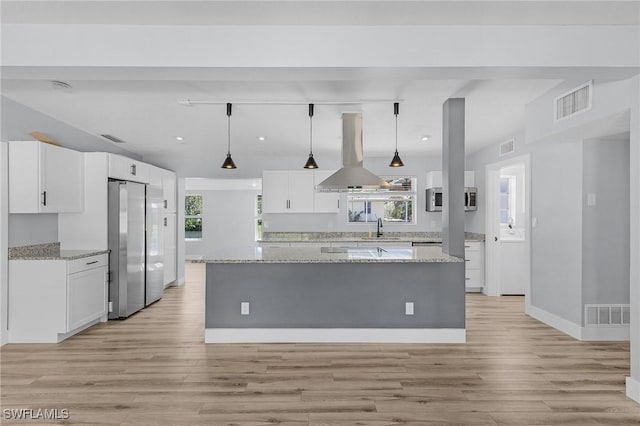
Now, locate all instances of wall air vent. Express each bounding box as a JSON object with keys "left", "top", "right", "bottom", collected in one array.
[
  {"left": 499, "top": 139, "right": 515, "bottom": 156},
  {"left": 100, "top": 134, "right": 126, "bottom": 144},
  {"left": 554, "top": 81, "right": 592, "bottom": 121},
  {"left": 584, "top": 304, "right": 630, "bottom": 327}
]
